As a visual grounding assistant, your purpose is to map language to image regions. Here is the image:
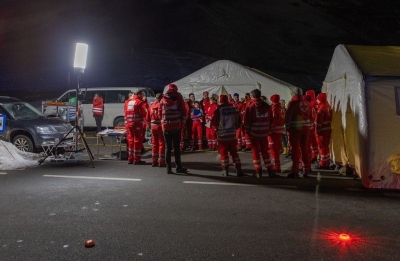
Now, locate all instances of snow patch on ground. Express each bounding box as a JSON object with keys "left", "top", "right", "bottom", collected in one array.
[{"left": 0, "top": 141, "right": 41, "bottom": 170}]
